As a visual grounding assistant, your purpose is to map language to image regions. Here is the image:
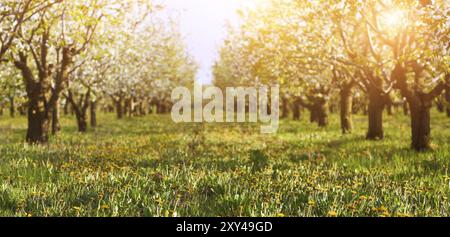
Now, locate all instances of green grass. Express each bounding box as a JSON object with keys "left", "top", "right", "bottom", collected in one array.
[{"left": 0, "top": 111, "right": 449, "bottom": 217}]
